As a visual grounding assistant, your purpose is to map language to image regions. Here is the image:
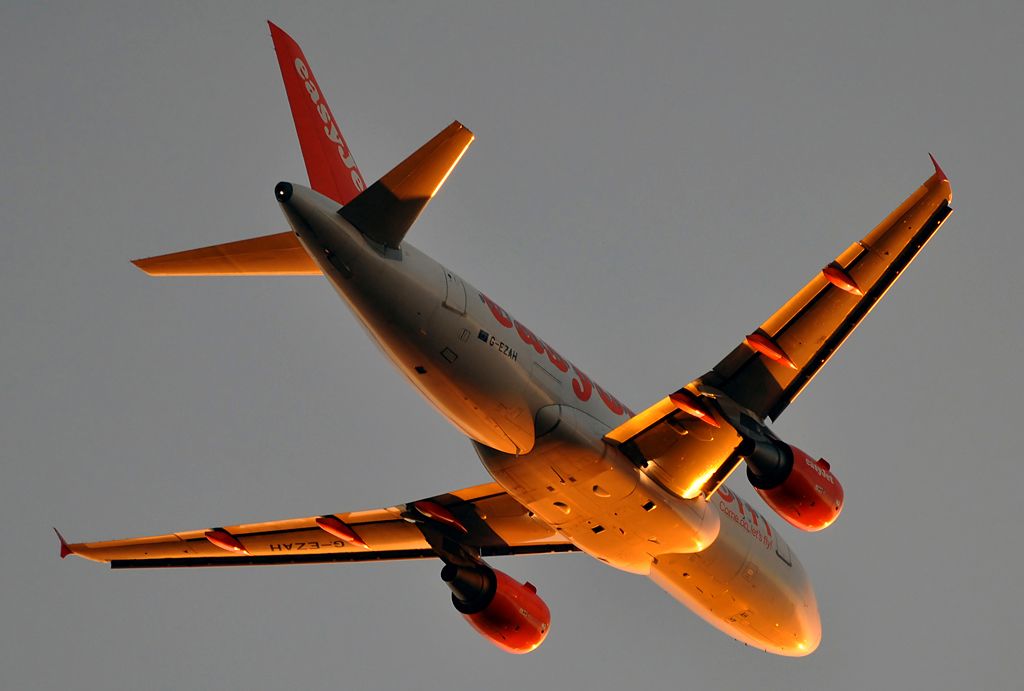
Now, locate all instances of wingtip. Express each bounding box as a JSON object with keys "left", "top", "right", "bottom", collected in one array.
[
  {"left": 929, "top": 153, "right": 947, "bottom": 181},
  {"left": 130, "top": 258, "right": 156, "bottom": 276},
  {"left": 53, "top": 527, "right": 74, "bottom": 559},
  {"left": 447, "top": 120, "right": 475, "bottom": 139}
]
